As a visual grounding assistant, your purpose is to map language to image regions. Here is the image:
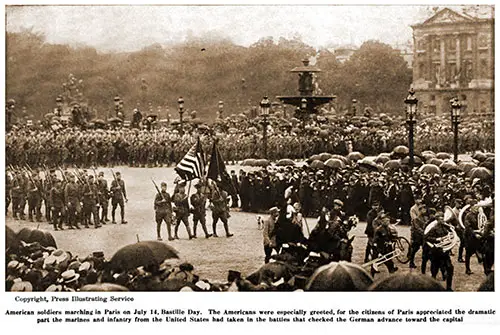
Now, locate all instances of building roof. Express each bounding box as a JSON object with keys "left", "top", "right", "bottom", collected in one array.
[{"left": 413, "top": 7, "right": 493, "bottom": 28}]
